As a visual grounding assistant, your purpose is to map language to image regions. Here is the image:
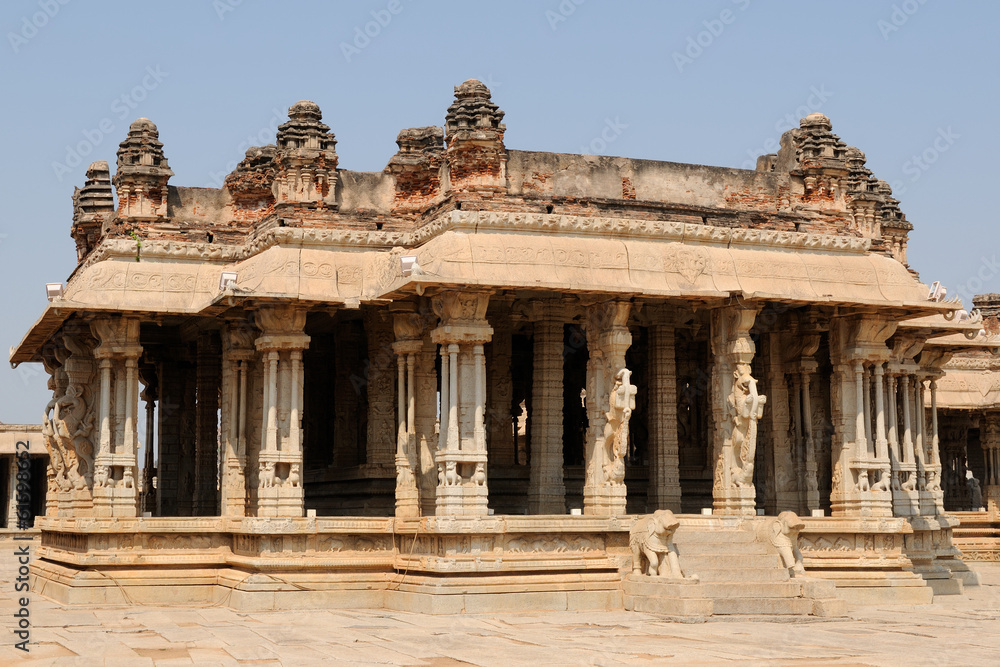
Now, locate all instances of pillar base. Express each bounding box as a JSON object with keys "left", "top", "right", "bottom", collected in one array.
[
  {"left": 257, "top": 487, "right": 304, "bottom": 518},
  {"left": 583, "top": 483, "right": 627, "bottom": 516},
  {"left": 831, "top": 490, "right": 893, "bottom": 517},
  {"left": 435, "top": 485, "right": 488, "bottom": 516},
  {"left": 713, "top": 488, "right": 757, "bottom": 516}
]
